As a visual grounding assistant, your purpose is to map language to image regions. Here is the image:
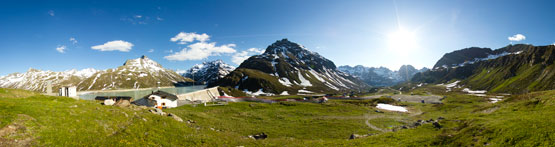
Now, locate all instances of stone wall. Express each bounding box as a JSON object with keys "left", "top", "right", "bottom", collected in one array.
[{"left": 176, "top": 86, "right": 220, "bottom": 103}]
